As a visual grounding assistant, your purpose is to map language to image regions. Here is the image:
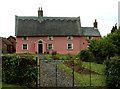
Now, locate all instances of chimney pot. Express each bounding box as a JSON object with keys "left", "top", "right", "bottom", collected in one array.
[{"left": 38, "top": 7, "right": 43, "bottom": 17}]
